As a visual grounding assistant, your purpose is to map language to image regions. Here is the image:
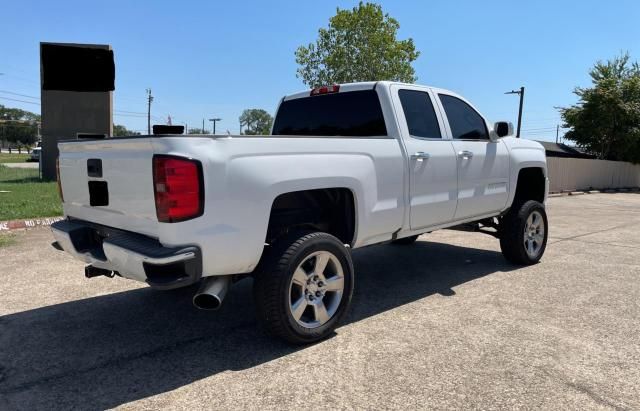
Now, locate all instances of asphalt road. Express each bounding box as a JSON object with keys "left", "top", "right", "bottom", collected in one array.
[{"left": 1, "top": 193, "right": 639, "bottom": 410}]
